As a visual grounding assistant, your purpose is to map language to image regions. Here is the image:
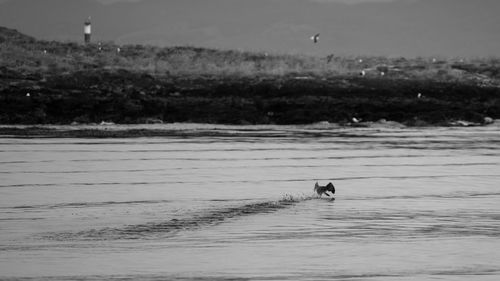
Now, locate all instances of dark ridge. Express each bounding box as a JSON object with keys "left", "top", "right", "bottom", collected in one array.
[
  {"left": 1, "top": 74, "right": 498, "bottom": 126},
  {"left": 0, "top": 26, "right": 36, "bottom": 44},
  {"left": 42, "top": 195, "right": 312, "bottom": 241}
]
